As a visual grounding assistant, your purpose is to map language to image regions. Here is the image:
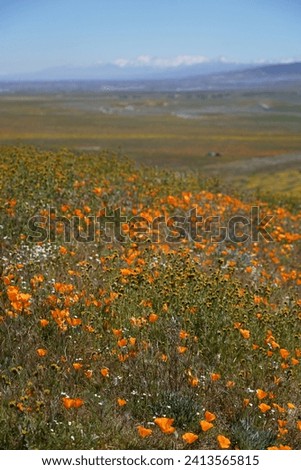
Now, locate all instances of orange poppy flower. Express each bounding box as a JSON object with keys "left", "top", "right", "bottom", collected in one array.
[
  {"left": 118, "top": 353, "right": 129, "bottom": 362},
  {"left": 179, "top": 330, "right": 189, "bottom": 339},
  {"left": 16, "top": 402, "right": 25, "bottom": 412},
  {"left": 93, "top": 187, "right": 102, "bottom": 195},
  {"left": 67, "top": 317, "right": 82, "bottom": 327},
  {"left": 279, "top": 348, "right": 290, "bottom": 359},
  {"left": 112, "top": 329, "right": 123, "bottom": 337},
  {"left": 258, "top": 403, "right": 271, "bottom": 413},
  {"left": 278, "top": 427, "right": 288, "bottom": 437},
  {"left": 54, "top": 283, "right": 74, "bottom": 294},
  {"left": 137, "top": 426, "right": 153, "bottom": 438},
  {"left": 149, "top": 313, "right": 158, "bottom": 323},
  {"left": 210, "top": 373, "right": 221, "bottom": 381},
  {"left": 182, "top": 432, "right": 198, "bottom": 444},
  {"left": 189, "top": 376, "right": 199, "bottom": 387},
  {"left": 226, "top": 381, "right": 235, "bottom": 388},
  {"left": 177, "top": 346, "right": 187, "bottom": 354},
  {"left": 277, "top": 420, "right": 287, "bottom": 428},
  {"left": 129, "top": 337, "right": 136, "bottom": 346},
  {"left": 204, "top": 411, "right": 216, "bottom": 422},
  {"left": 72, "top": 363, "right": 83, "bottom": 370},
  {"left": 39, "top": 319, "right": 49, "bottom": 327},
  {"left": 287, "top": 402, "right": 295, "bottom": 409},
  {"left": 120, "top": 268, "right": 134, "bottom": 276},
  {"left": 117, "top": 398, "right": 127, "bottom": 407},
  {"left": 217, "top": 435, "right": 231, "bottom": 449},
  {"left": 200, "top": 421, "right": 214, "bottom": 432},
  {"left": 154, "top": 417, "right": 175, "bottom": 434},
  {"left": 72, "top": 398, "right": 84, "bottom": 408},
  {"left": 117, "top": 338, "right": 128, "bottom": 347},
  {"left": 62, "top": 397, "right": 74, "bottom": 409},
  {"left": 3, "top": 274, "right": 14, "bottom": 285},
  {"left": 239, "top": 329, "right": 250, "bottom": 339},
  {"left": 36, "top": 348, "right": 48, "bottom": 357},
  {"left": 273, "top": 403, "right": 285, "bottom": 413},
  {"left": 296, "top": 421, "right": 301, "bottom": 431},
  {"left": 256, "top": 389, "right": 268, "bottom": 400},
  {"left": 62, "top": 397, "right": 84, "bottom": 409},
  {"left": 85, "top": 325, "right": 95, "bottom": 333},
  {"left": 100, "top": 367, "right": 109, "bottom": 377}
]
